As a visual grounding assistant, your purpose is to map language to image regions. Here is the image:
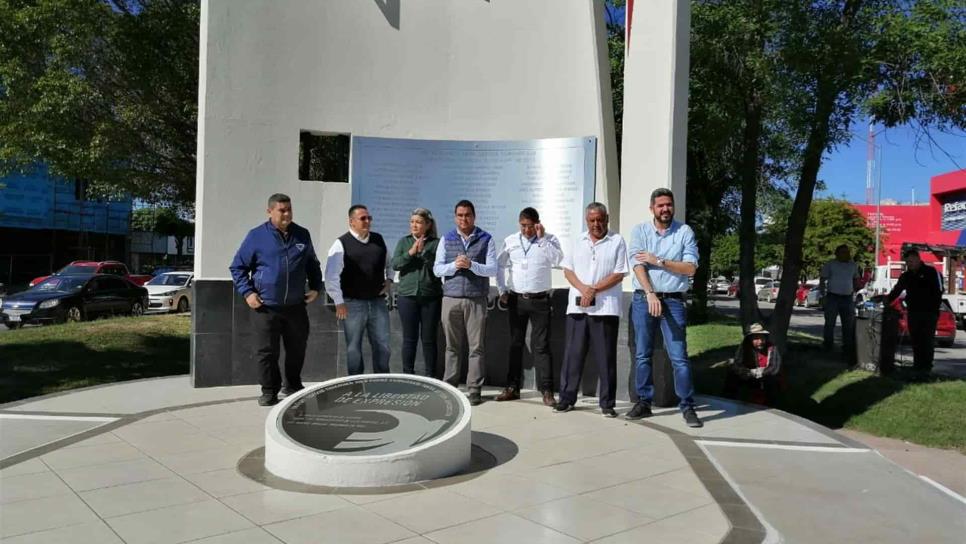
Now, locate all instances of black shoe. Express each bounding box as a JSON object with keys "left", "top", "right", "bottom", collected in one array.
[
  {"left": 278, "top": 386, "right": 303, "bottom": 399},
  {"left": 624, "top": 401, "right": 652, "bottom": 420},
  {"left": 601, "top": 407, "right": 617, "bottom": 418},
  {"left": 683, "top": 407, "right": 703, "bottom": 428},
  {"left": 553, "top": 403, "right": 573, "bottom": 413},
  {"left": 468, "top": 390, "right": 483, "bottom": 406},
  {"left": 257, "top": 393, "right": 279, "bottom": 406}
]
